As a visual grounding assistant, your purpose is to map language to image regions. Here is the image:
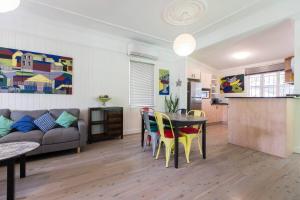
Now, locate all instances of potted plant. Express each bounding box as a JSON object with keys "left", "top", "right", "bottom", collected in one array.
[{"left": 165, "top": 94, "right": 179, "bottom": 113}]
